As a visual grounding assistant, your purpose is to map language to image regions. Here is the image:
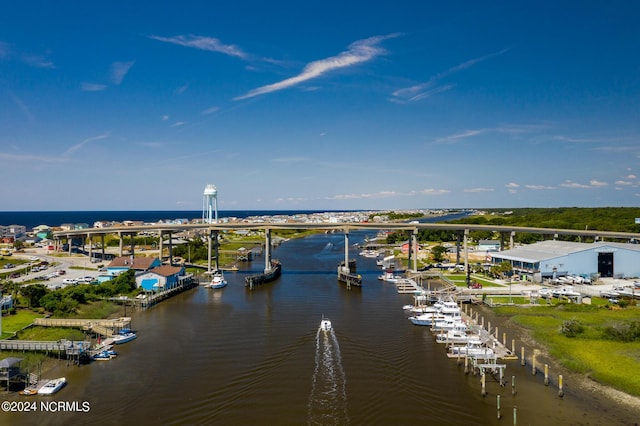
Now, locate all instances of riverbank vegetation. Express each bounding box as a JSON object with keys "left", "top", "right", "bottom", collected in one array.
[
  {"left": 450, "top": 207, "right": 640, "bottom": 243},
  {"left": 493, "top": 302, "right": 640, "bottom": 397}
]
